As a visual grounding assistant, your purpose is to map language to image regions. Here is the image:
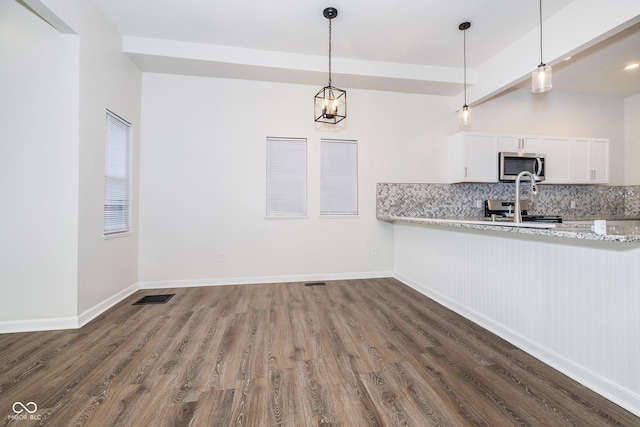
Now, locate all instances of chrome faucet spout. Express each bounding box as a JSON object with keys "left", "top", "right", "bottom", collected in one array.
[{"left": 514, "top": 171, "right": 538, "bottom": 223}]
